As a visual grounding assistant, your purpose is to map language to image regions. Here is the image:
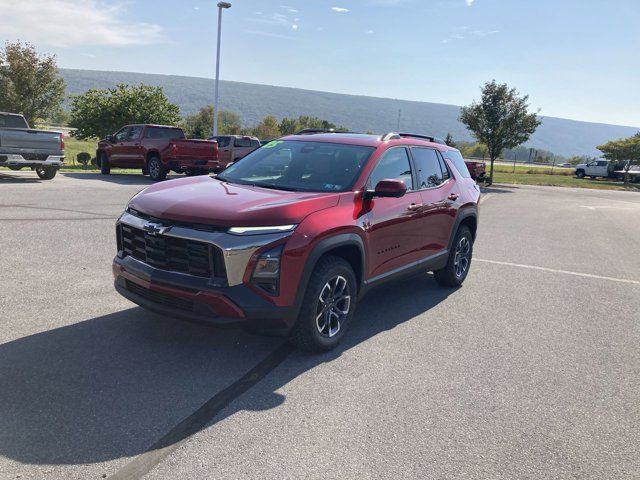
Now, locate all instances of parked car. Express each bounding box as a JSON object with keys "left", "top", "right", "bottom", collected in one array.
[
  {"left": 464, "top": 159, "right": 486, "bottom": 181},
  {"left": 207, "top": 135, "right": 260, "bottom": 170},
  {"left": 0, "top": 112, "right": 64, "bottom": 180},
  {"left": 614, "top": 163, "right": 640, "bottom": 183},
  {"left": 113, "top": 131, "right": 480, "bottom": 352},
  {"left": 557, "top": 162, "right": 572, "bottom": 168},
  {"left": 575, "top": 159, "right": 615, "bottom": 179},
  {"left": 97, "top": 124, "right": 219, "bottom": 181}
]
